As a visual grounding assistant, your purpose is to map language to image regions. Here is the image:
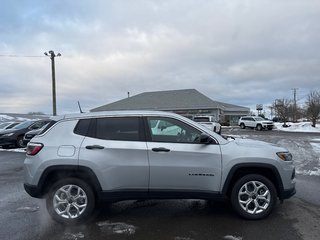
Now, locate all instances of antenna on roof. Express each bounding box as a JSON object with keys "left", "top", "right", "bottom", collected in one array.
[{"left": 77, "top": 101, "right": 84, "bottom": 113}]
